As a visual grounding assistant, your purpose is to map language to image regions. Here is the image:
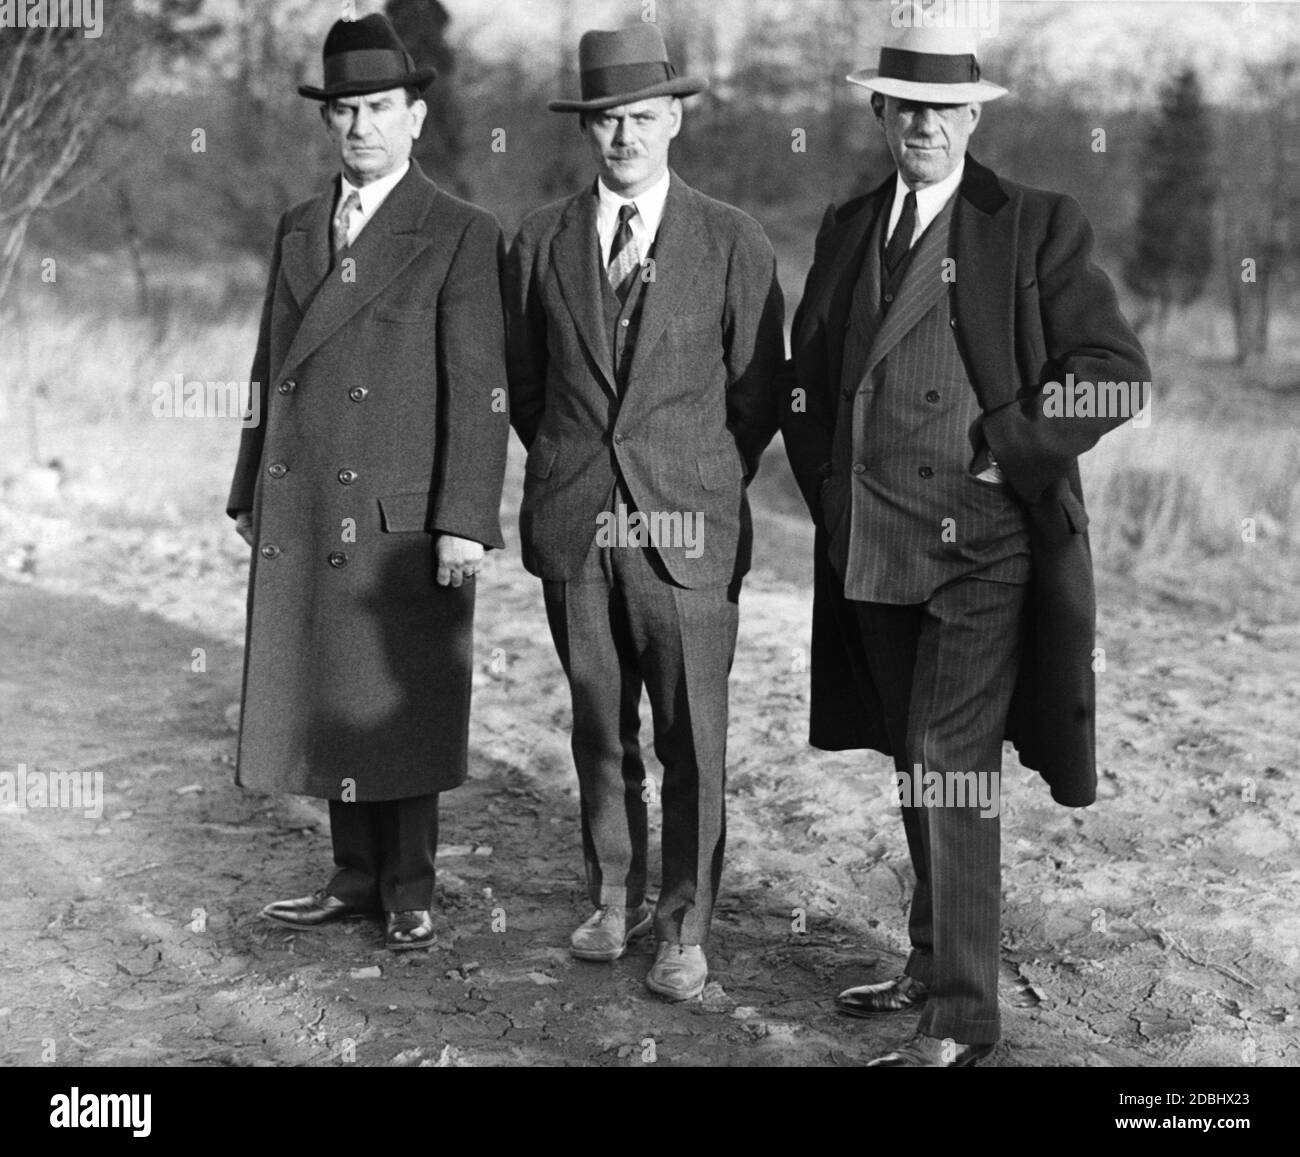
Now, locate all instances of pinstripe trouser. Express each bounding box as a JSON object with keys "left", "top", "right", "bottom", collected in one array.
[{"left": 852, "top": 575, "right": 1027, "bottom": 1044}]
